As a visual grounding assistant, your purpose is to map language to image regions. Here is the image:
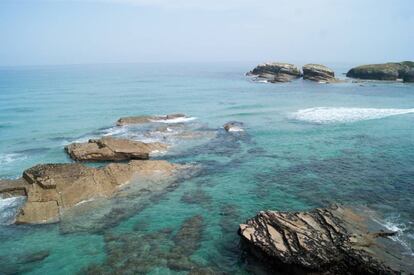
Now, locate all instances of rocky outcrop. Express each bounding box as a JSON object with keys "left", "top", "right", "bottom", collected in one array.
[
  {"left": 223, "top": 121, "right": 244, "bottom": 132},
  {"left": 0, "top": 160, "right": 181, "bottom": 224},
  {"left": 302, "top": 64, "right": 336, "bottom": 83},
  {"left": 116, "top": 113, "right": 187, "bottom": 126},
  {"left": 346, "top": 61, "right": 414, "bottom": 81},
  {"left": 403, "top": 69, "right": 414, "bottom": 82},
  {"left": 239, "top": 205, "right": 404, "bottom": 274},
  {"left": 65, "top": 137, "right": 167, "bottom": 161},
  {"left": 249, "top": 63, "right": 301, "bottom": 83}
]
